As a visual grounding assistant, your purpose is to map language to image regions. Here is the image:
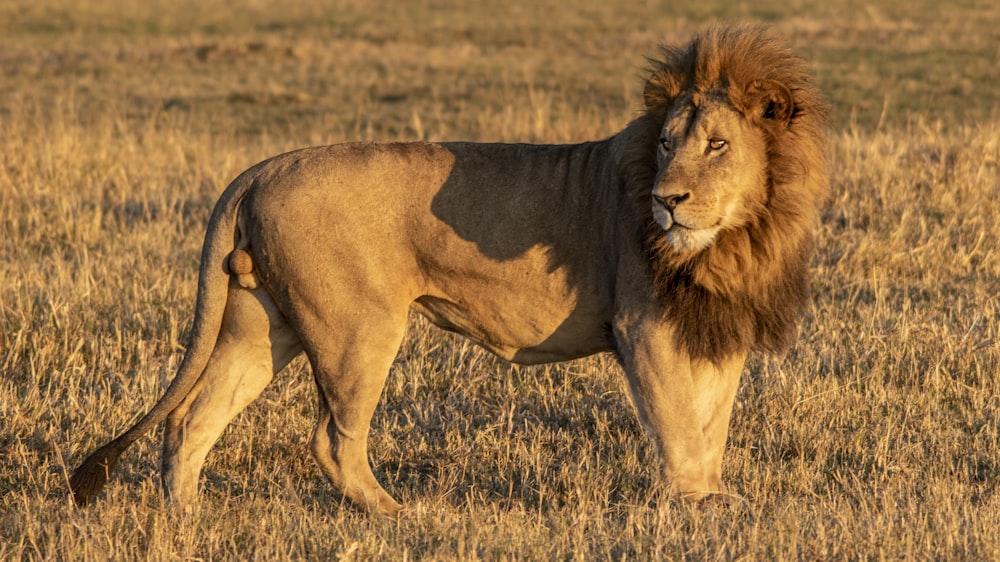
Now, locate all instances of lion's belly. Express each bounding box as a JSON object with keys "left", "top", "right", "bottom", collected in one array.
[{"left": 411, "top": 255, "right": 616, "bottom": 364}]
